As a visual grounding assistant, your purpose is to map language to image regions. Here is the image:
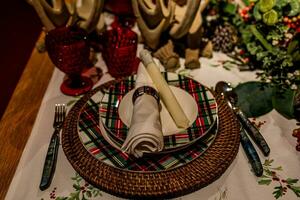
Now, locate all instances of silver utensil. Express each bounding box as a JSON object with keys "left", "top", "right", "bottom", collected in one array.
[
  {"left": 215, "top": 82, "right": 264, "bottom": 177},
  {"left": 39, "top": 104, "right": 66, "bottom": 191},
  {"left": 215, "top": 81, "right": 270, "bottom": 156}
]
